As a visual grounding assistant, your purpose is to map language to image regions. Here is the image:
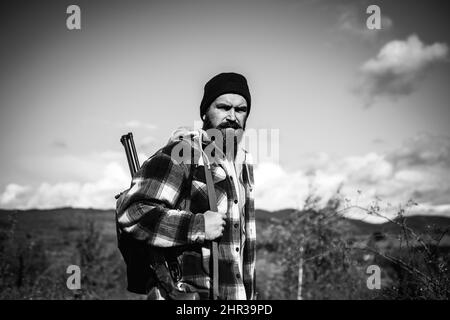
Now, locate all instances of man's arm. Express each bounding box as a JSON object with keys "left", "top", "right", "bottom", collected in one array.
[{"left": 116, "top": 150, "right": 205, "bottom": 247}]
